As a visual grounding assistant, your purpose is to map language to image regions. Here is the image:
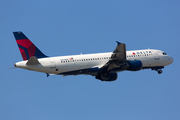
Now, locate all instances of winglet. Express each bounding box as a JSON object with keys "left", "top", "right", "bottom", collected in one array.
[{"left": 116, "top": 41, "right": 121, "bottom": 45}]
